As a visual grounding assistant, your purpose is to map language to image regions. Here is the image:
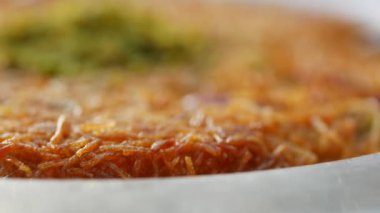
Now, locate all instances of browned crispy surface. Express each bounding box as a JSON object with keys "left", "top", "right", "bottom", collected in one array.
[{"left": 1, "top": 1, "right": 380, "bottom": 178}]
